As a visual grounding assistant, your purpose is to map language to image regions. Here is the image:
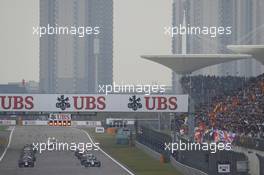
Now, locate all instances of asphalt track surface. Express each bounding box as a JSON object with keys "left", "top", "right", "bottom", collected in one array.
[{"left": 0, "top": 126, "right": 130, "bottom": 175}]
